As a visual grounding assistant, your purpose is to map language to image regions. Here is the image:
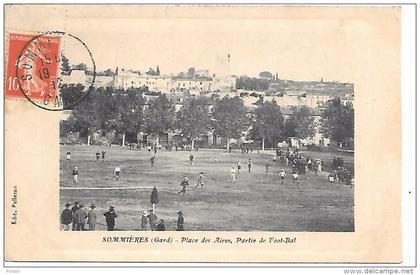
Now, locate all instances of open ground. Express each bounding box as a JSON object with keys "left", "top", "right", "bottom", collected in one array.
[{"left": 60, "top": 145, "right": 354, "bottom": 231}]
